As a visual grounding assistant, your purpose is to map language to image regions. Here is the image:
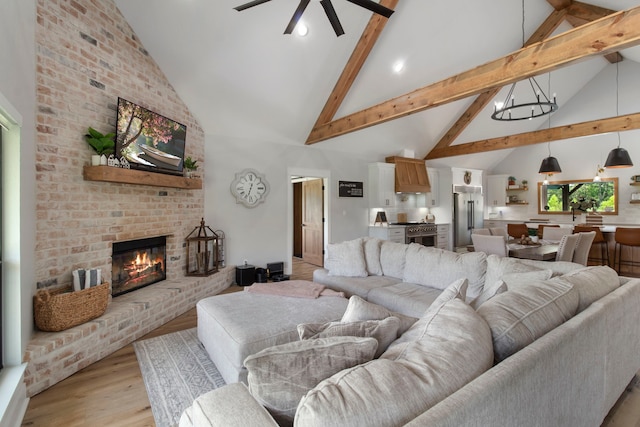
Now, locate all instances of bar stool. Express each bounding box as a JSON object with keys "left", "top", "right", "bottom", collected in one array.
[
  {"left": 507, "top": 223, "right": 529, "bottom": 240},
  {"left": 612, "top": 227, "right": 640, "bottom": 274},
  {"left": 573, "top": 225, "right": 609, "bottom": 266}
]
